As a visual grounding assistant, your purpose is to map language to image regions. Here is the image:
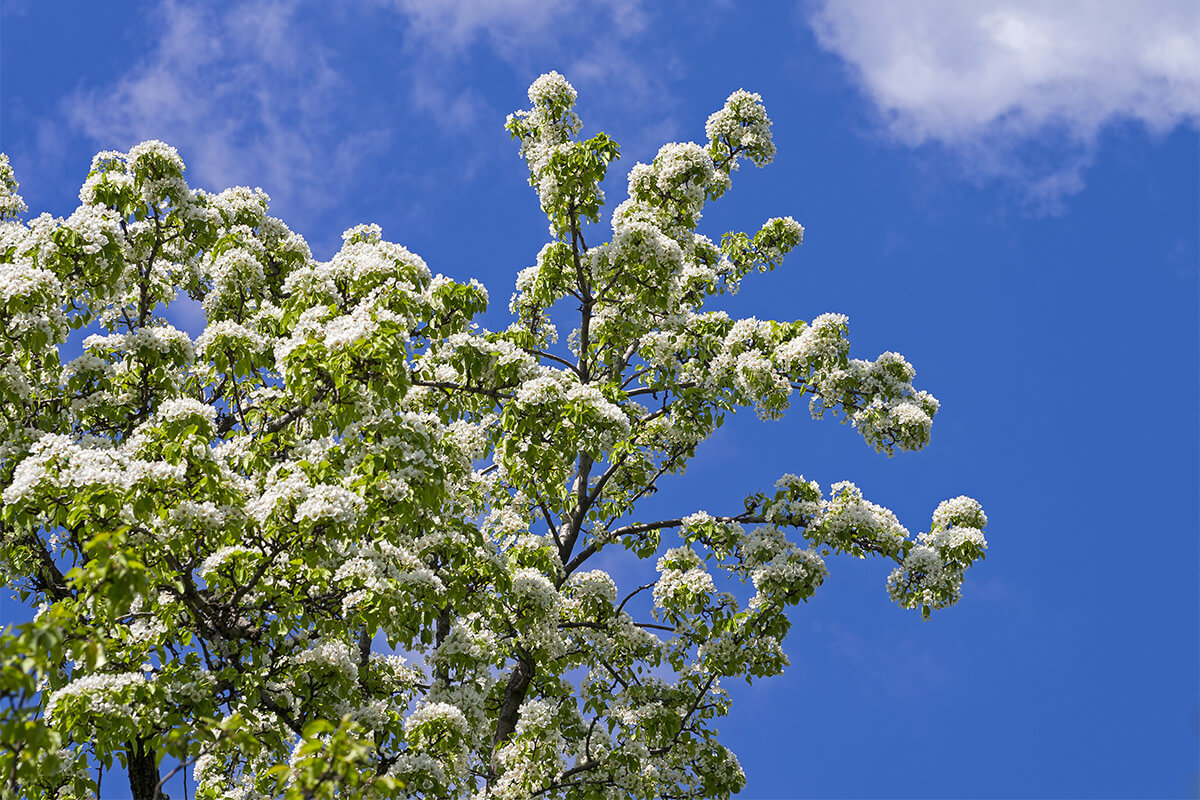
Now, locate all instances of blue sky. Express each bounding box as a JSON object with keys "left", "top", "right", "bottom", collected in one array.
[{"left": 2, "top": 1, "right": 1197, "bottom": 797}]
